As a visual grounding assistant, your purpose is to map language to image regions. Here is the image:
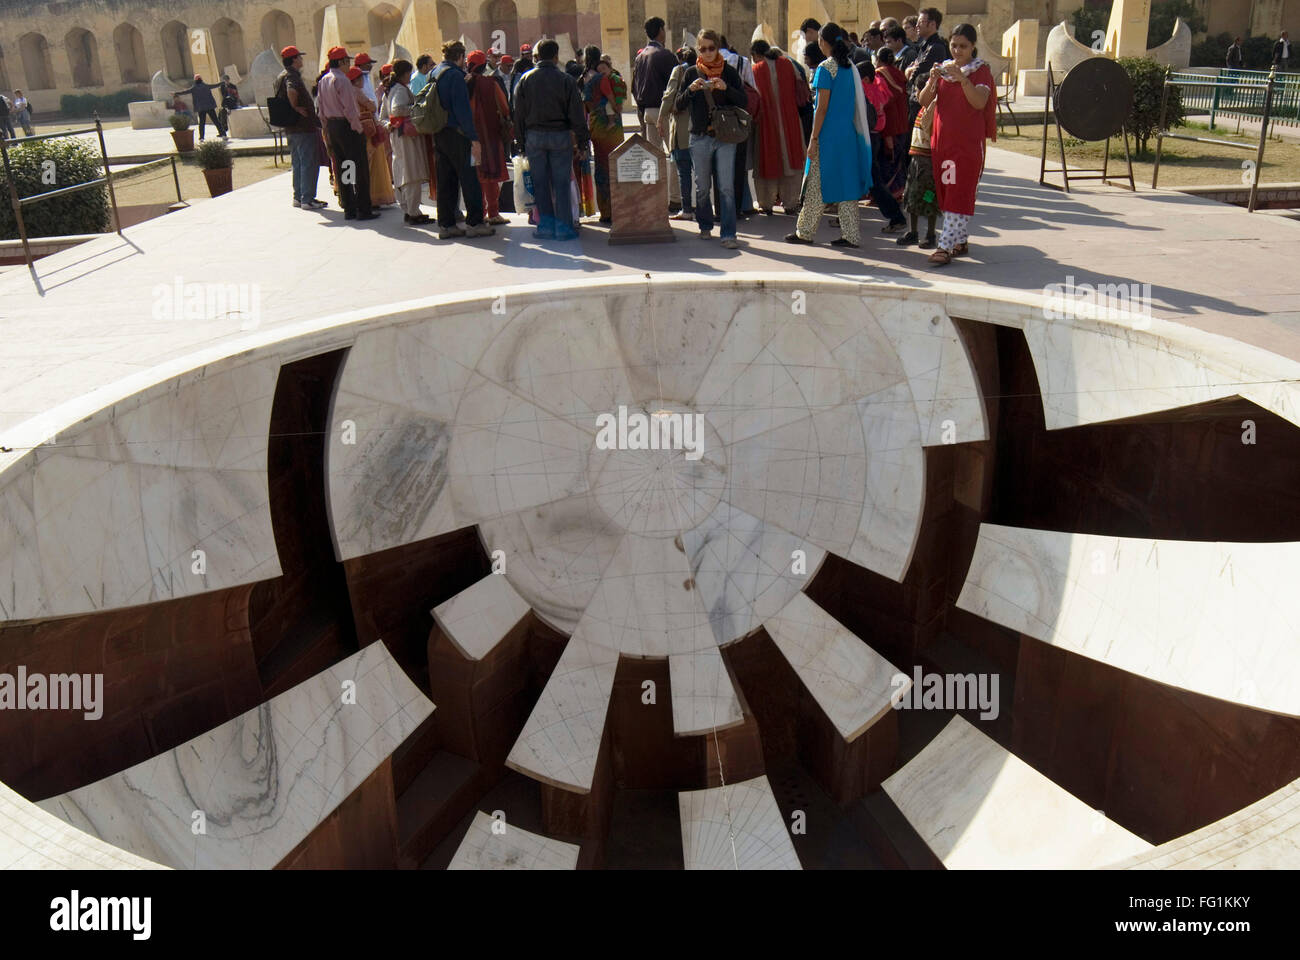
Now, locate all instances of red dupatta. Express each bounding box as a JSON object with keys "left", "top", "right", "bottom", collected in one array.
[
  {"left": 468, "top": 73, "right": 511, "bottom": 182},
  {"left": 752, "top": 55, "right": 806, "bottom": 180}
]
